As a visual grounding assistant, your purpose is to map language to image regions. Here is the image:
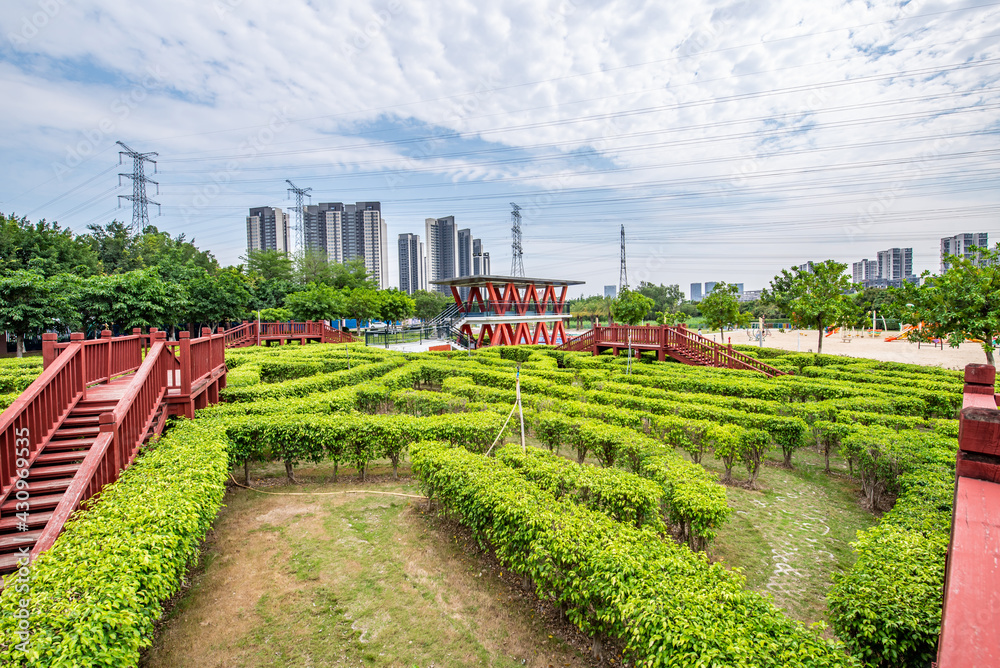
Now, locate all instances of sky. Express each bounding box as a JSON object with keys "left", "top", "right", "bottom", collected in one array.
[{"left": 1, "top": 0, "right": 998, "bottom": 298}]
